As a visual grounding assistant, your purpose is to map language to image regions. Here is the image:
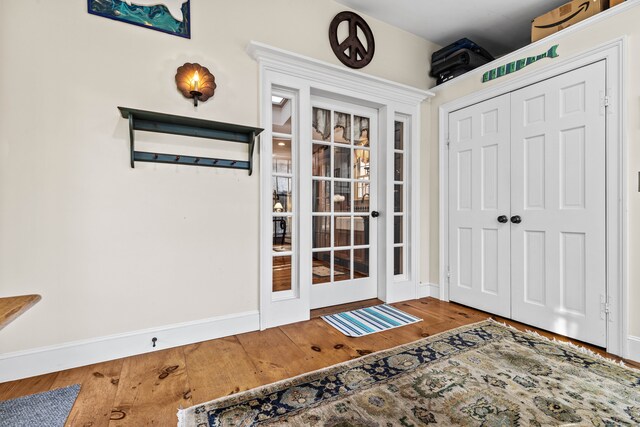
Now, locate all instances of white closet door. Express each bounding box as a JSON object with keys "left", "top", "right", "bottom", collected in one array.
[
  {"left": 448, "top": 94, "right": 511, "bottom": 317},
  {"left": 510, "top": 61, "right": 606, "bottom": 346}
]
